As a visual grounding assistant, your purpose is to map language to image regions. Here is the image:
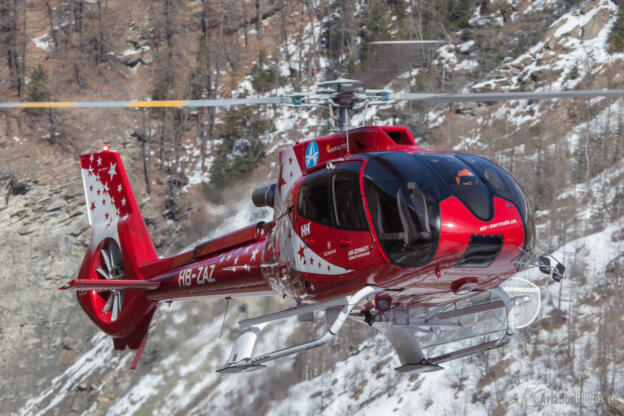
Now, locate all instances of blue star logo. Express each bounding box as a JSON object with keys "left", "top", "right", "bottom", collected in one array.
[{"left": 304, "top": 141, "right": 319, "bottom": 169}]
